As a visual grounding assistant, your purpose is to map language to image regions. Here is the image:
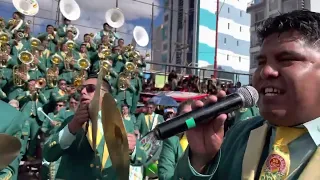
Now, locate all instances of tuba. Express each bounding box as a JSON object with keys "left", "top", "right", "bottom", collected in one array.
[
  {"left": 73, "top": 58, "right": 90, "bottom": 87},
  {"left": 67, "top": 25, "right": 80, "bottom": 40},
  {"left": 59, "top": 0, "right": 81, "bottom": 21},
  {"left": 133, "top": 26, "right": 149, "bottom": 47},
  {"left": 13, "top": 51, "right": 34, "bottom": 87},
  {"left": 47, "top": 54, "right": 62, "bottom": 87},
  {"left": 105, "top": 8, "right": 125, "bottom": 29},
  {"left": 12, "top": 0, "right": 39, "bottom": 16}
]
